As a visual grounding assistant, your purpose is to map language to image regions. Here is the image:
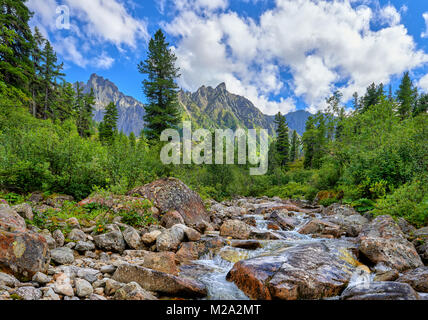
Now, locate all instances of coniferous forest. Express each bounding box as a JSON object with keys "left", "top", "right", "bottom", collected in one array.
[{"left": 0, "top": 0, "right": 427, "bottom": 303}]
